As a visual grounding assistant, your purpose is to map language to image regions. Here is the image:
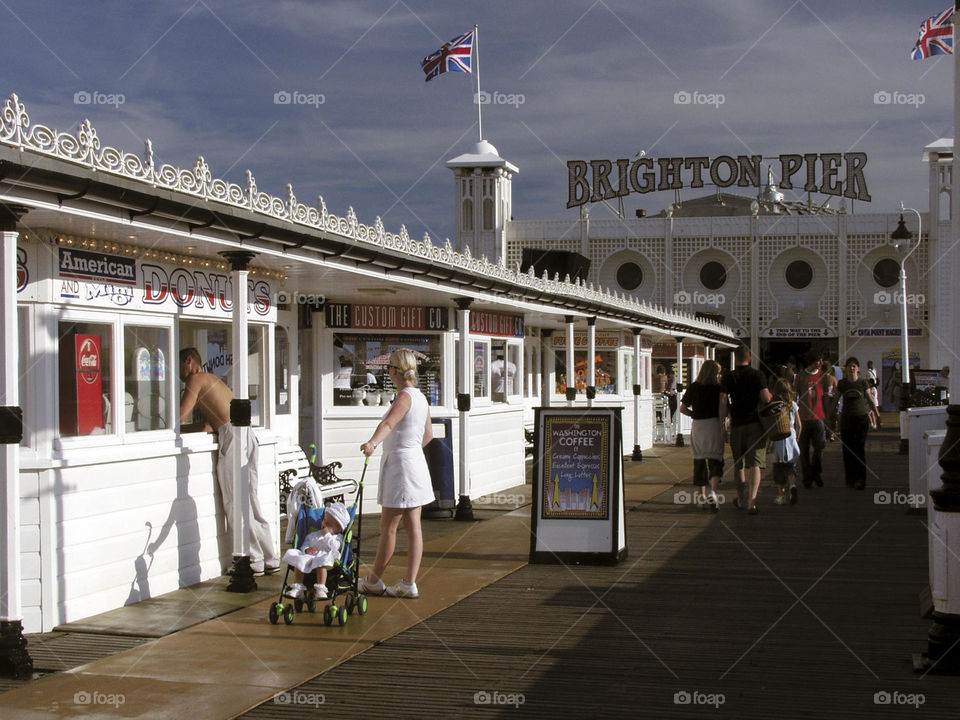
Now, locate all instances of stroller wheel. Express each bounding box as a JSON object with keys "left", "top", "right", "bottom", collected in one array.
[
  {"left": 338, "top": 605, "right": 349, "bottom": 627},
  {"left": 343, "top": 591, "right": 355, "bottom": 615},
  {"left": 356, "top": 595, "right": 368, "bottom": 616},
  {"left": 283, "top": 604, "right": 295, "bottom": 625},
  {"left": 323, "top": 604, "right": 336, "bottom": 627},
  {"left": 268, "top": 603, "right": 280, "bottom": 625},
  {"left": 294, "top": 598, "right": 304, "bottom": 613}
]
